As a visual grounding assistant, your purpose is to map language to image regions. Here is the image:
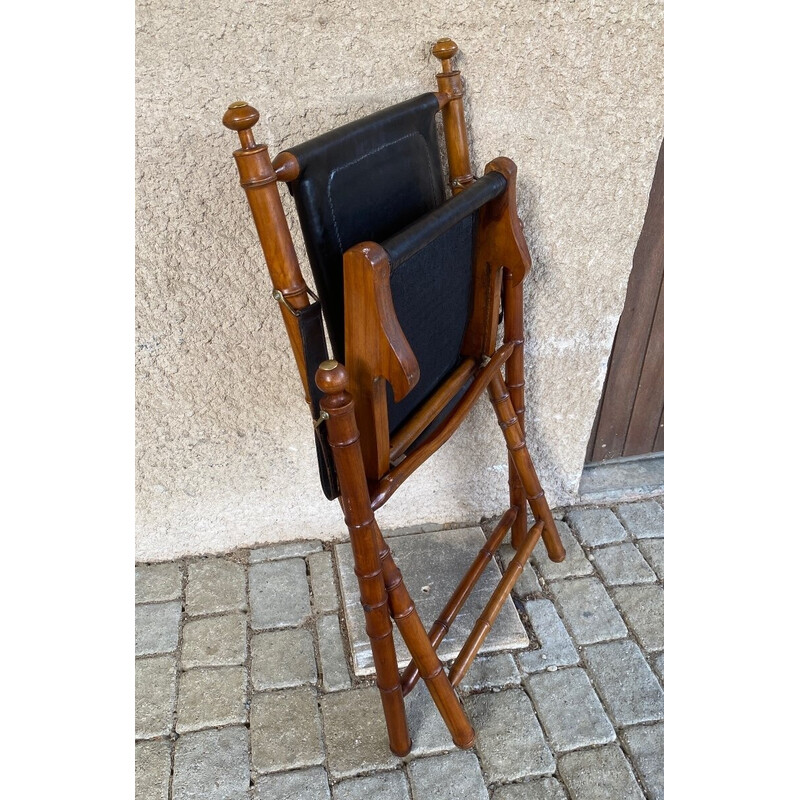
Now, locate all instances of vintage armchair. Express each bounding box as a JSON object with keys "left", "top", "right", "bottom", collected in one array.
[{"left": 223, "top": 38, "right": 566, "bottom": 755}]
